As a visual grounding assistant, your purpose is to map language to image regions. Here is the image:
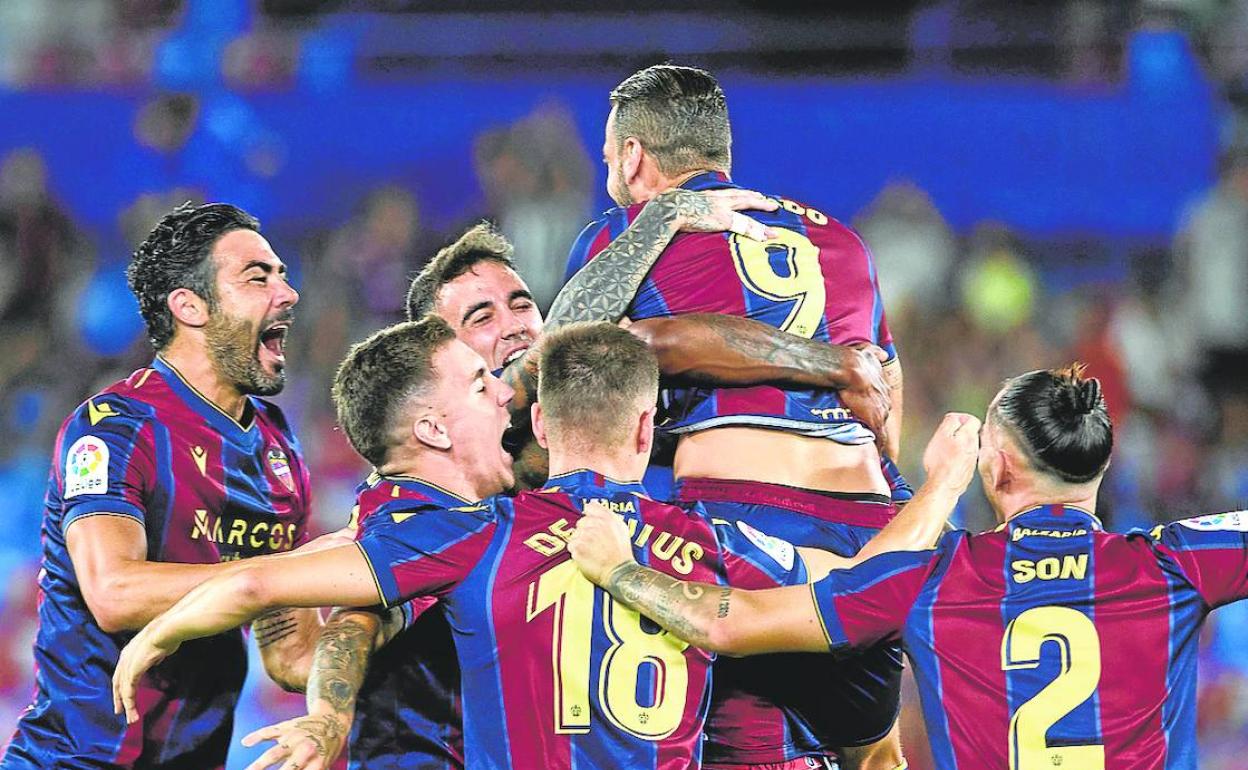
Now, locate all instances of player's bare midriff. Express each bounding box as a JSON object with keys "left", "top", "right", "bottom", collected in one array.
[{"left": 673, "top": 426, "right": 889, "bottom": 495}]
